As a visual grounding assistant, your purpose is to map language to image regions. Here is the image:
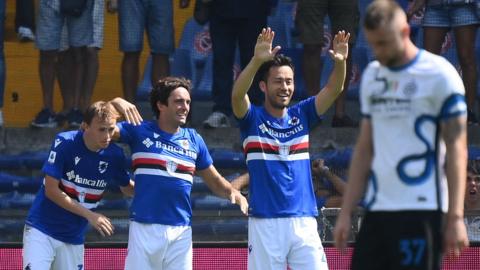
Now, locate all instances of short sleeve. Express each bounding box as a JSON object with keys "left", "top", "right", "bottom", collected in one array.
[
  {"left": 42, "top": 135, "right": 69, "bottom": 180},
  {"left": 193, "top": 132, "right": 213, "bottom": 171}
]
